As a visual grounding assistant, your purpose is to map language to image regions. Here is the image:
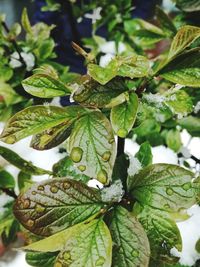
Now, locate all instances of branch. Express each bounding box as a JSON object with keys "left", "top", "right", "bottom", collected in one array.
[
  {"left": 117, "top": 137, "right": 125, "bottom": 157},
  {"left": 1, "top": 21, "right": 26, "bottom": 67},
  {"left": 0, "top": 187, "right": 17, "bottom": 199}
]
